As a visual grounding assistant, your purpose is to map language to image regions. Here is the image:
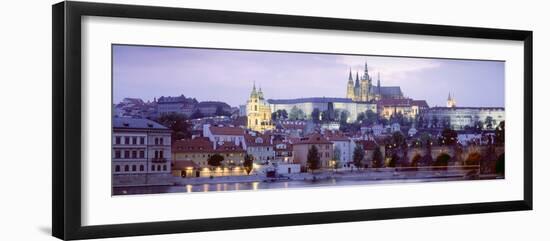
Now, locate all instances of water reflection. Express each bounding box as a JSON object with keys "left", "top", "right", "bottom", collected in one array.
[{"left": 113, "top": 176, "right": 469, "bottom": 195}]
